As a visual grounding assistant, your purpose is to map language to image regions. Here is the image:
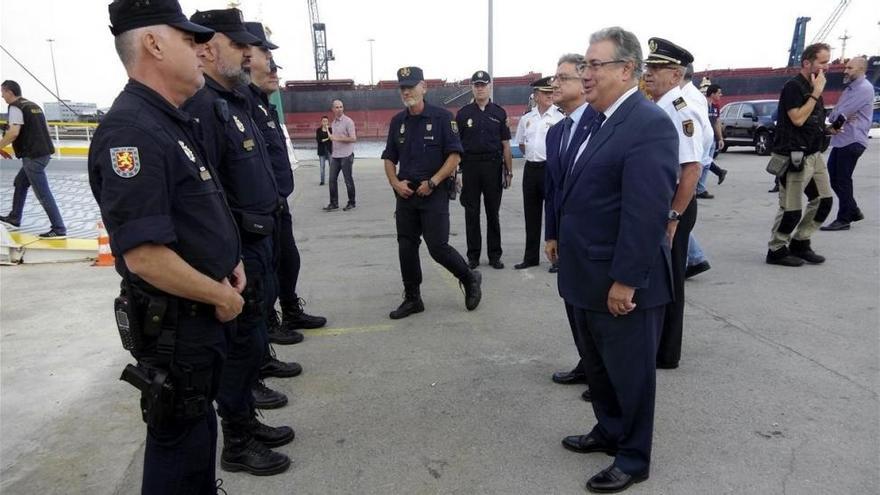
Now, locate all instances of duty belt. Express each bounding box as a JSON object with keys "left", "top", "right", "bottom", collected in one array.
[{"left": 464, "top": 152, "right": 500, "bottom": 161}]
